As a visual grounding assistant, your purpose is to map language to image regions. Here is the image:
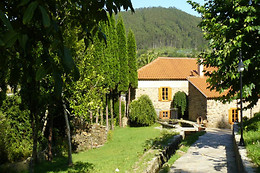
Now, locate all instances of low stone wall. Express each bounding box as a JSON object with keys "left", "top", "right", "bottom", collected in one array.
[
  {"left": 144, "top": 135, "right": 182, "bottom": 173},
  {"left": 232, "top": 124, "right": 257, "bottom": 173},
  {"left": 72, "top": 124, "right": 107, "bottom": 152}
]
